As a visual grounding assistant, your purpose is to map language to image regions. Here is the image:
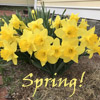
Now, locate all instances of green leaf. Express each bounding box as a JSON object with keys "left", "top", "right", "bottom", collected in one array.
[
  {"left": 1, "top": 14, "right": 11, "bottom": 24},
  {"left": 51, "top": 10, "right": 55, "bottom": 21},
  {"left": 61, "top": 9, "right": 66, "bottom": 19},
  {"left": 0, "top": 61, "right": 12, "bottom": 67},
  {"left": 31, "top": 60, "right": 51, "bottom": 74},
  {"left": 28, "top": 7, "right": 33, "bottom": 21},
  {"left": 56, "top": 62, "right": 65, "bottom": 73},
  {"left": 16, "top": 10, "right": 22, "bottom": 20}
]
